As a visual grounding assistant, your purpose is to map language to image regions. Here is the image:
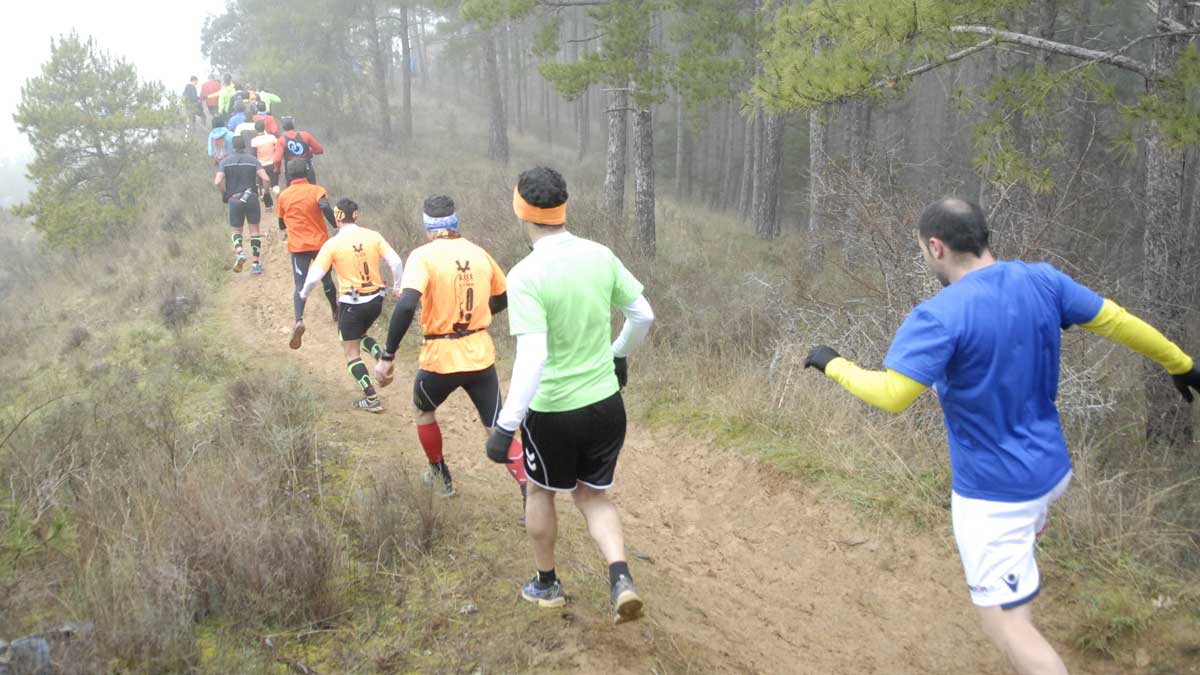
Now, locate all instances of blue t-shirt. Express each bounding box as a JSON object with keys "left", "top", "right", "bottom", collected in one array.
[{"left": 883, "top": 261, "right": 1104, "bottom": 502}]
